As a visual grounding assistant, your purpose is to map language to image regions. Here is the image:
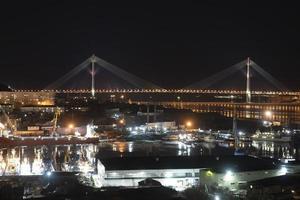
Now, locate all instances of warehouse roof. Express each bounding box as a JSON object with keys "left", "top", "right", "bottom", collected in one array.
[{"left": 98, "top": 155, "right": 279, "bottom": 172}]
